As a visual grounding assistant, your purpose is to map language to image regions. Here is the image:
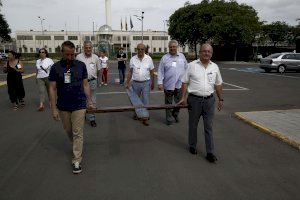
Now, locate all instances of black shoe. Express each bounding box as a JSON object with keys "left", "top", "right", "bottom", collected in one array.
[
  {"left": 206, "top": 153, "right": 218, "bottom": 163},
  {"left": 172, "top": 112, "right": 179, "bottom": 123},
  {"left": 166, "top": 121, "right": 172, "bottom": 126},
  {"left": 72, "top": 162, "right": 82, "bottom": 174},
  {"left": 133, "top": 114, "right": 138, "bottom": 120},
  {"left": 90, "top": 120, "right": 97, "bottom": 127},
  {"left": 142, "top": 119, "right": 149, "bottom": 126},
  {"left": 189, "top": 147, "right": 197, "bottom": 155}
]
